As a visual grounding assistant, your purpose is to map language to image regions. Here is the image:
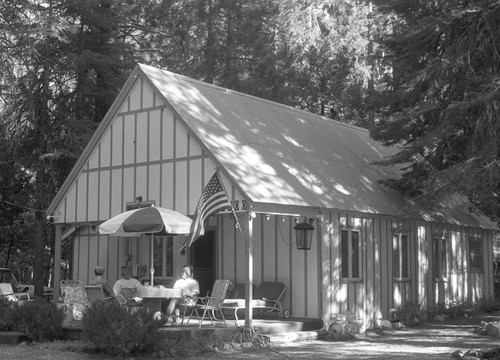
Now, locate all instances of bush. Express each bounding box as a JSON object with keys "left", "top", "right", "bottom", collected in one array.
[
  {"left": 7, "top": 299, "right": 64, "bottom": 341},
  {"left": 0, "top": 297, "right": 17, "bottom": 331},
  {"left": 82, "top": 301, "right": 164, "bottom": 356},
  {"left": 397, "top": 302, "right": 422, "bottom": 326}
]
